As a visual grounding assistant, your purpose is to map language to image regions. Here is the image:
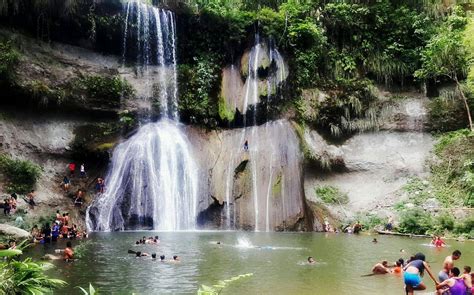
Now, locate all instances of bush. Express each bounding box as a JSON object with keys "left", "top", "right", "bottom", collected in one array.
[
  {"left": 431, "top": 130, "right": 474, "bottom": 207},
  {"left": 427, "top": 96, "right": 471, "bottom": 132},
  {"left": 72, "top": 75, "right": 134, "bottom": 102},
  {"left": 398, "top": 208, "right": 433, "bottom": 235},
  {"left": 435, "top": 213, "right": 455, "bottom": 232},
  {"left": 454, "top": 216, "right": 474, "bottom": 238},
  {"left": 0, "top": 256, "right": 66, "bottom": 294},
  {"left": 0, "top": 41, "right": 20, "bottom": 79},
  {"left": 178, "top": 55, "right": 220, "bottom": 126},
  {"left": 315, "top": 185, "right": 349, "bottom": 204},
  {"left": 0, "top": 154, "right": 41, "bottom": 193}
]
